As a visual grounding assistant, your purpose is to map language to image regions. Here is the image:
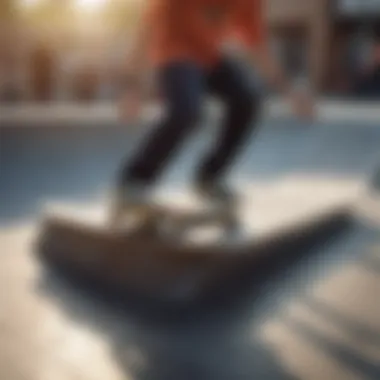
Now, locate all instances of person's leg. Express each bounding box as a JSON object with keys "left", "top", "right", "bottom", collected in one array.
[
  {"left": 195, "top": 58, "right": 261, "bottom": 196},
  {"left": 119, "top": 62, "right": 205, "bottom": 188}
]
